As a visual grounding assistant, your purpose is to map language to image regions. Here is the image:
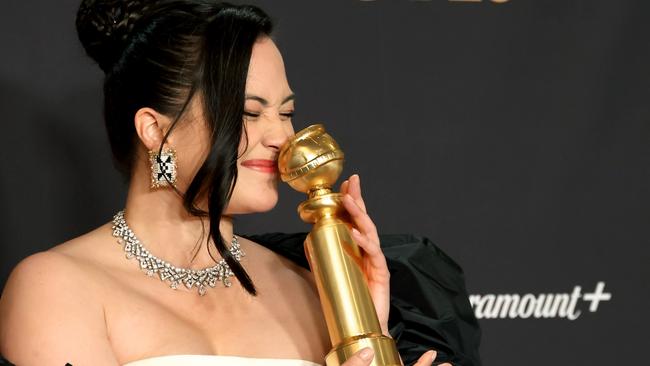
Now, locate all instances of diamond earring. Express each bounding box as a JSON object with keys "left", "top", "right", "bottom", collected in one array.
[{"left": 148, "top": 147, "right": 177, "bottom": 188}]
